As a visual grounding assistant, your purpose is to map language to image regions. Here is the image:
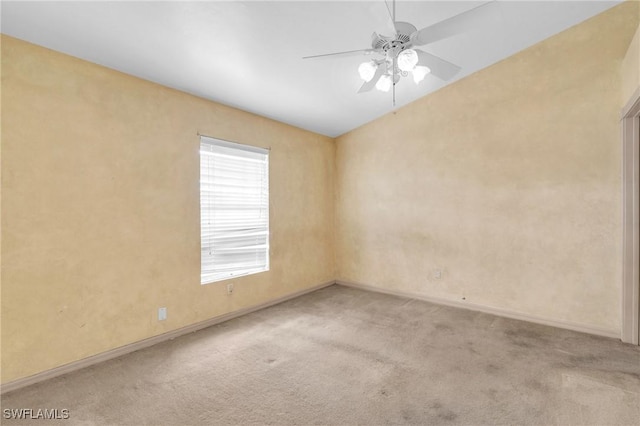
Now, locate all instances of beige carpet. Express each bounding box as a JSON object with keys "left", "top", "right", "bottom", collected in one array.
[{"left": 2, "top": 285, "right": 639, "bottom": 425}]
